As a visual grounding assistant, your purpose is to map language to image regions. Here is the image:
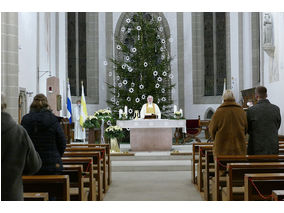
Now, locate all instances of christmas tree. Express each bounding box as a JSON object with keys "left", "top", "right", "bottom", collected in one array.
[{"left": 107, "top": 12, "right": 175, "bottom": 119}]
